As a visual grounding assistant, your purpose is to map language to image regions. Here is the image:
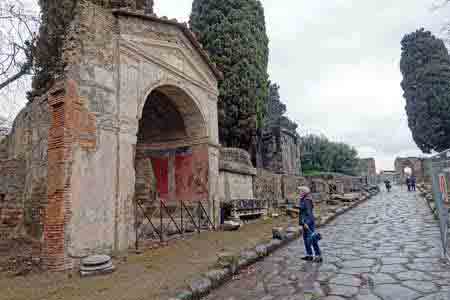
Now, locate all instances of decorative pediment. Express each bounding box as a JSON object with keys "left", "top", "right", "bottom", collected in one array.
[{"left": 120, "top": 35, "right": 217, "bottom": 92}]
